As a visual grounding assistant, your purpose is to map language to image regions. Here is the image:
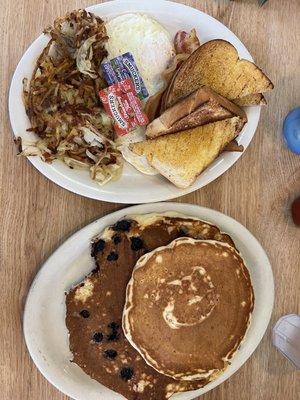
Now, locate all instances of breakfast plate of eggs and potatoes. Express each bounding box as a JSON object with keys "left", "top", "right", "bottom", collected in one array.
[{"left": 9, "top": 0, "right": 273, "bottom": 203}]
